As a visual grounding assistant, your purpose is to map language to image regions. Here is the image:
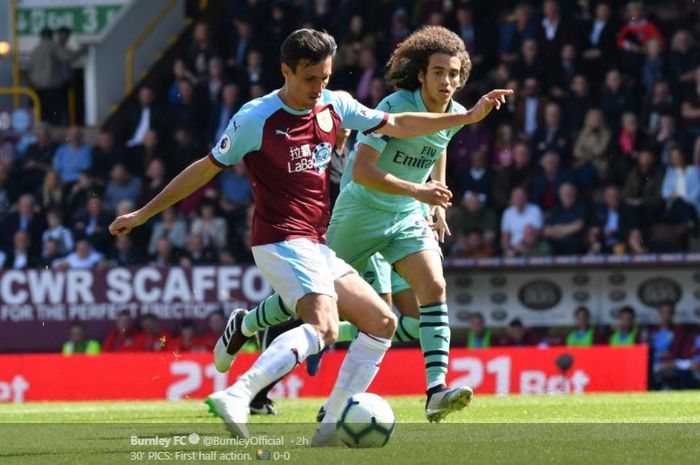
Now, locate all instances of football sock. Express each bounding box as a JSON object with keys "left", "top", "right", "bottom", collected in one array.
[
  {"left": 321, "top": 332, "right": 391, "bottom": 424},
  {"left": 419, "top": 302, "right": 450, "bottom": 390},
  {"left": 226, "top": 323, "right": 322, "bottom": 402},
  {"left": 241, "top": 294, "right": 294, "bottom": 337}
]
